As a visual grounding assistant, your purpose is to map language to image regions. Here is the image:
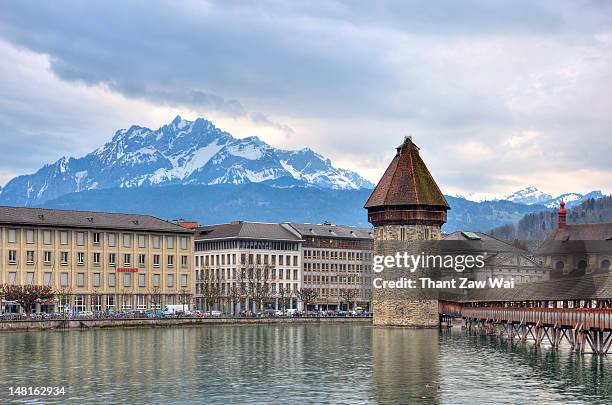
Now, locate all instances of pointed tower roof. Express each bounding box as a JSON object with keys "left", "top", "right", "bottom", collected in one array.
[{"left": 365, "top": 137, "right": 449, "bottom": 209}]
